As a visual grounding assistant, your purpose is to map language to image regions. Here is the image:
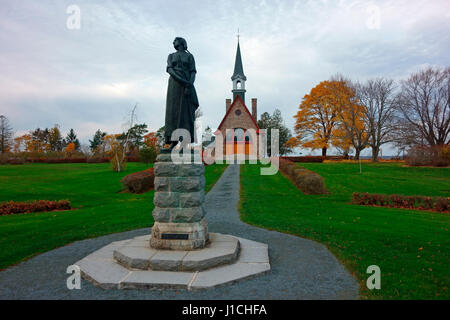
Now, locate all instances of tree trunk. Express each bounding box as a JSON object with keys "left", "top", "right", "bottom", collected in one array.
[
  {"left": 355, "top": 149, "right": 360, "bottom": 160},
  {"left": 322, "top": 147, "right": 327, "bottom": 157},
  {"left": 371, "top": 146, "right": 379, "bottom": 162}
]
